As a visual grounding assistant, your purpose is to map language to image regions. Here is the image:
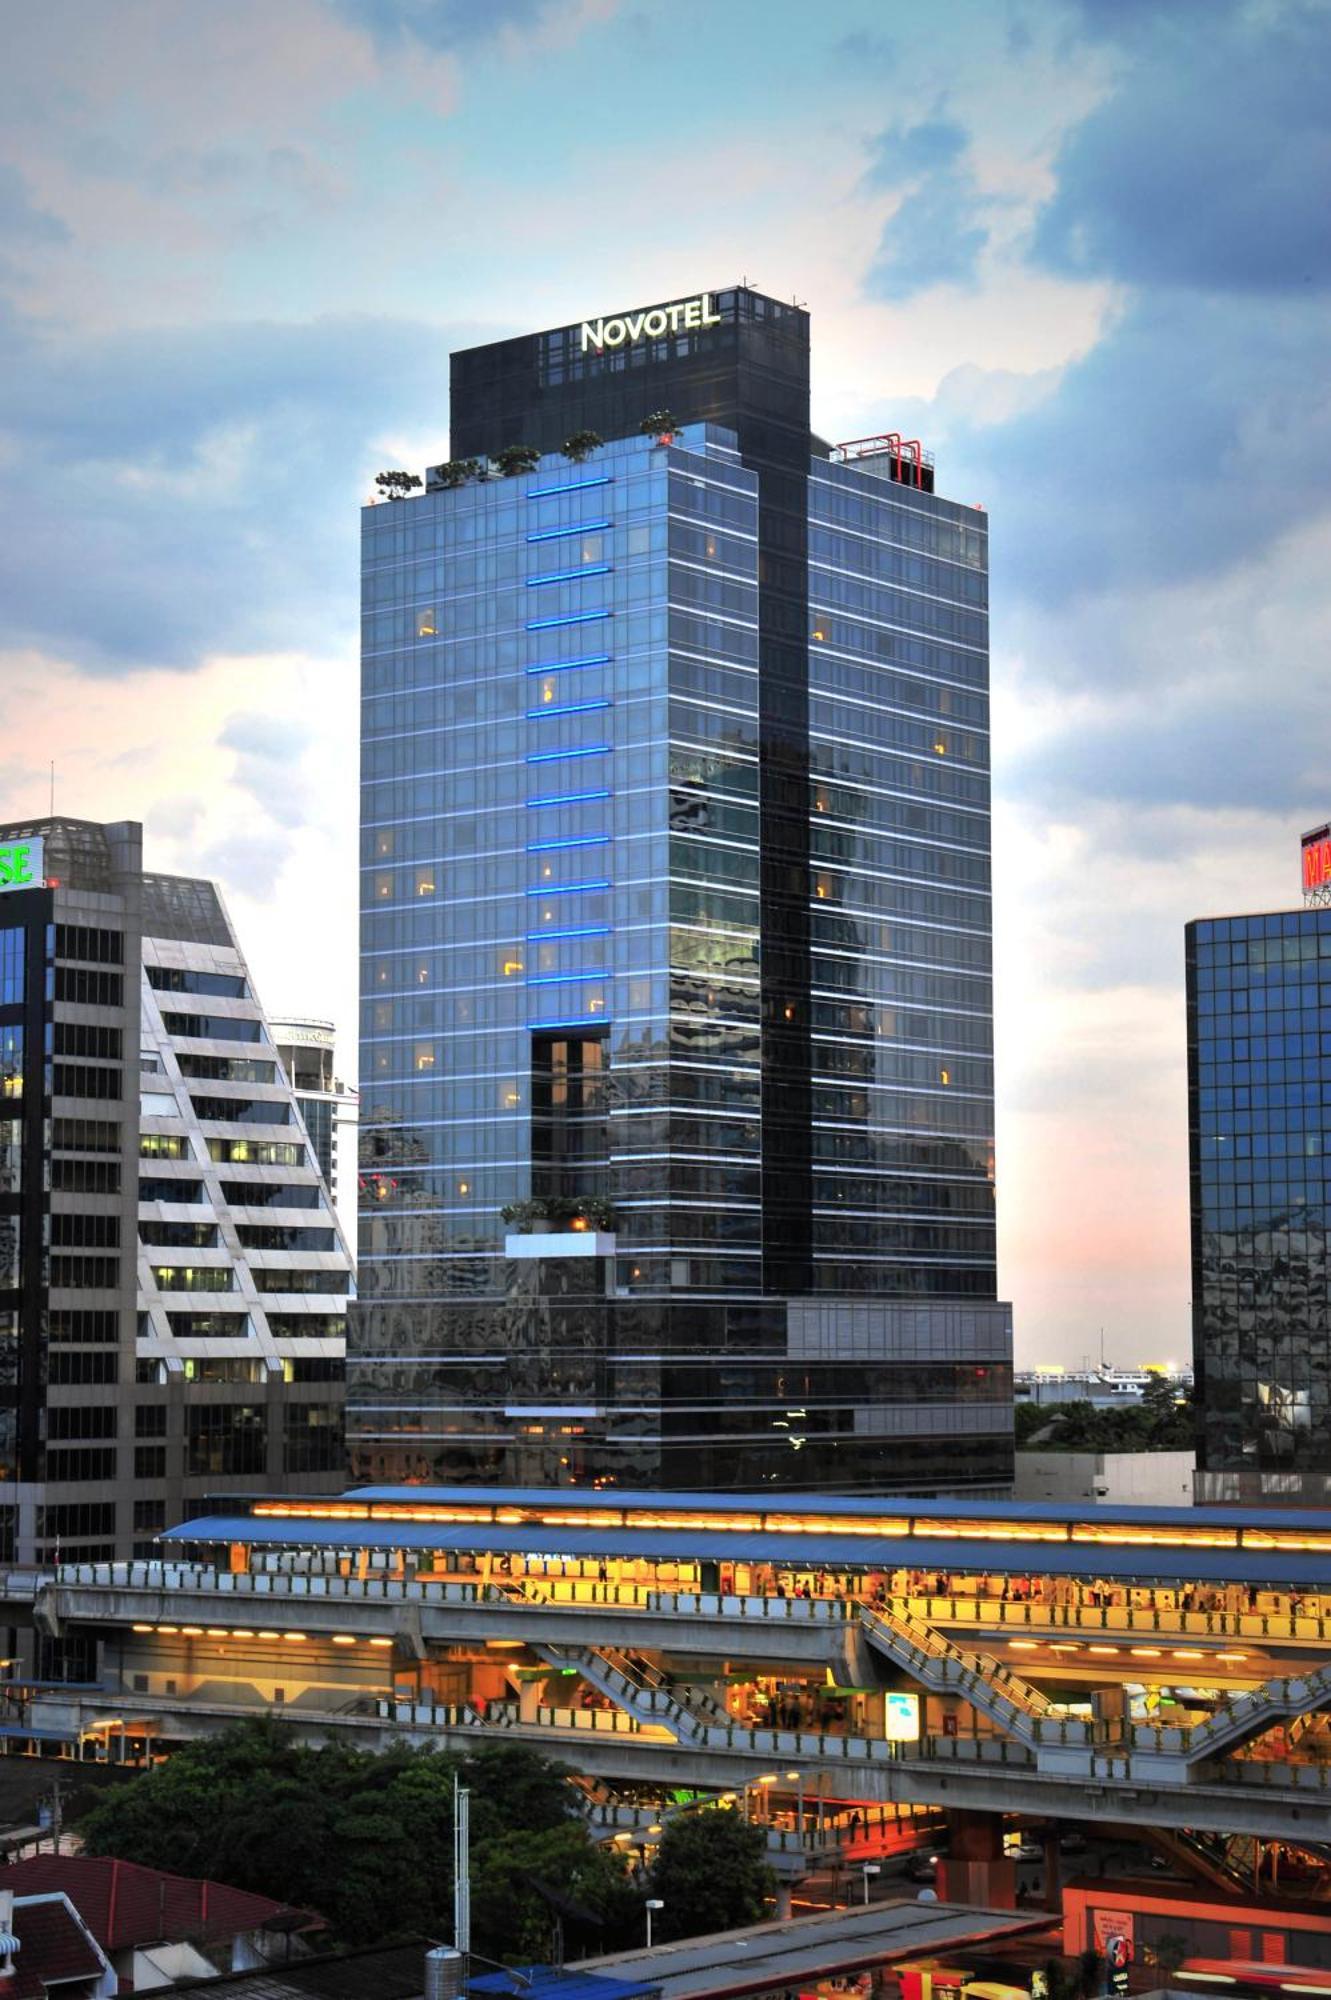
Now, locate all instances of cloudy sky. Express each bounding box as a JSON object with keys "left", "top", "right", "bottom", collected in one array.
[{"left": 4, "top": 0, "right": 1328, "bottom": 1365}]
